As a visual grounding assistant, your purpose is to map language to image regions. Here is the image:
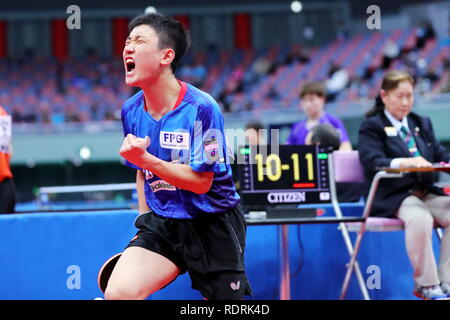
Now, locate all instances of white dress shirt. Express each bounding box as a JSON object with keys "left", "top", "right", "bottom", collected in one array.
[{"left": 384, "top": 110, "right": 414, "bottom": 169}]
